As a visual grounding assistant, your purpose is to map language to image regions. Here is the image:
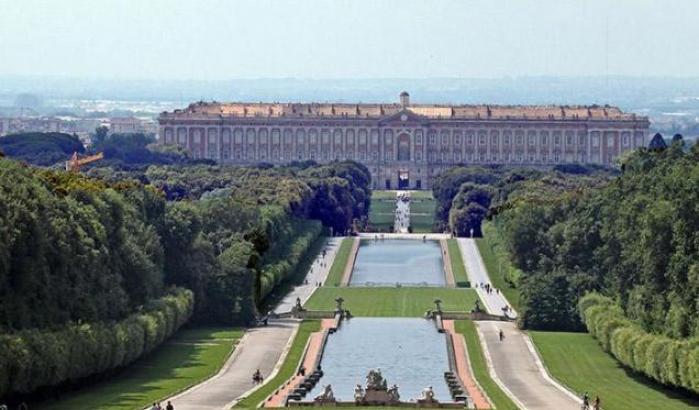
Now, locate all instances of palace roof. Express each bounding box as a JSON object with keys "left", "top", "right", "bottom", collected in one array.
[{"left": 161, "top": 100, "right": 644, "bottom": 122}]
